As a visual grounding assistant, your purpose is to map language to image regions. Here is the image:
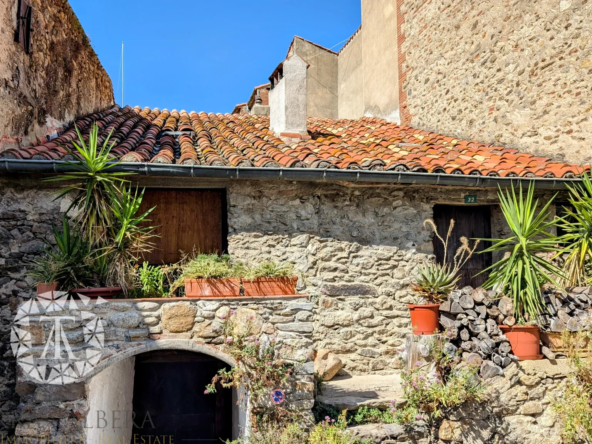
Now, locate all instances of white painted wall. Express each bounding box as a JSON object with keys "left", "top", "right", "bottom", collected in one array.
[{"left": 87, "top": 357, "right": 135, "bottom": 444}]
